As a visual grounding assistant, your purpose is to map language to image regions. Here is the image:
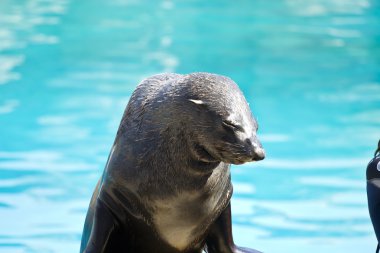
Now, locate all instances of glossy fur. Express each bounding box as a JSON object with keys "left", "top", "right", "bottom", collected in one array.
[{"left": 80, "top": 73, "right": 265, "bottom": 253}]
